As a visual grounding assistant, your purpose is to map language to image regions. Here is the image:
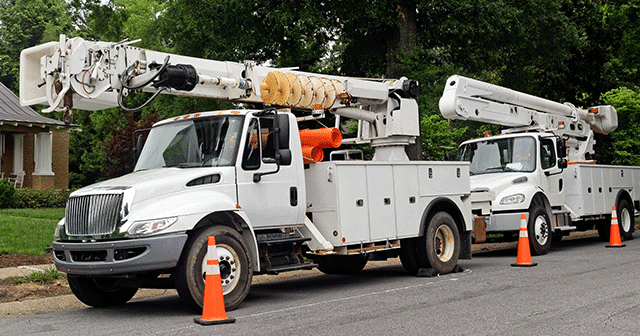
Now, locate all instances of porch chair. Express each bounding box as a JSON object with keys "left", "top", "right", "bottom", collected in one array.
[{"left": 8, "top": 172, "right": 24, "bottom": 189}]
